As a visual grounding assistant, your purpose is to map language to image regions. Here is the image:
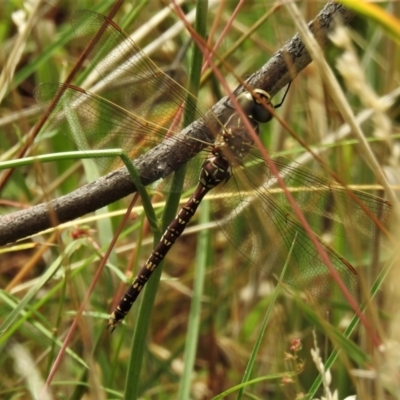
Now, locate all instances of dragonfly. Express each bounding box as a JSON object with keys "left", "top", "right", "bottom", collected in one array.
[{"left": 35, "top": 10, "right": 391, "bottom": 331}]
